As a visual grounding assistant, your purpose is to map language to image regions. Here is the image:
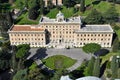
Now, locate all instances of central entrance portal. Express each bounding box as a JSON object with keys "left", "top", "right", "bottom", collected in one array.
[{"left": 59, "top": 39, "right": 62, "bottom": 43}]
